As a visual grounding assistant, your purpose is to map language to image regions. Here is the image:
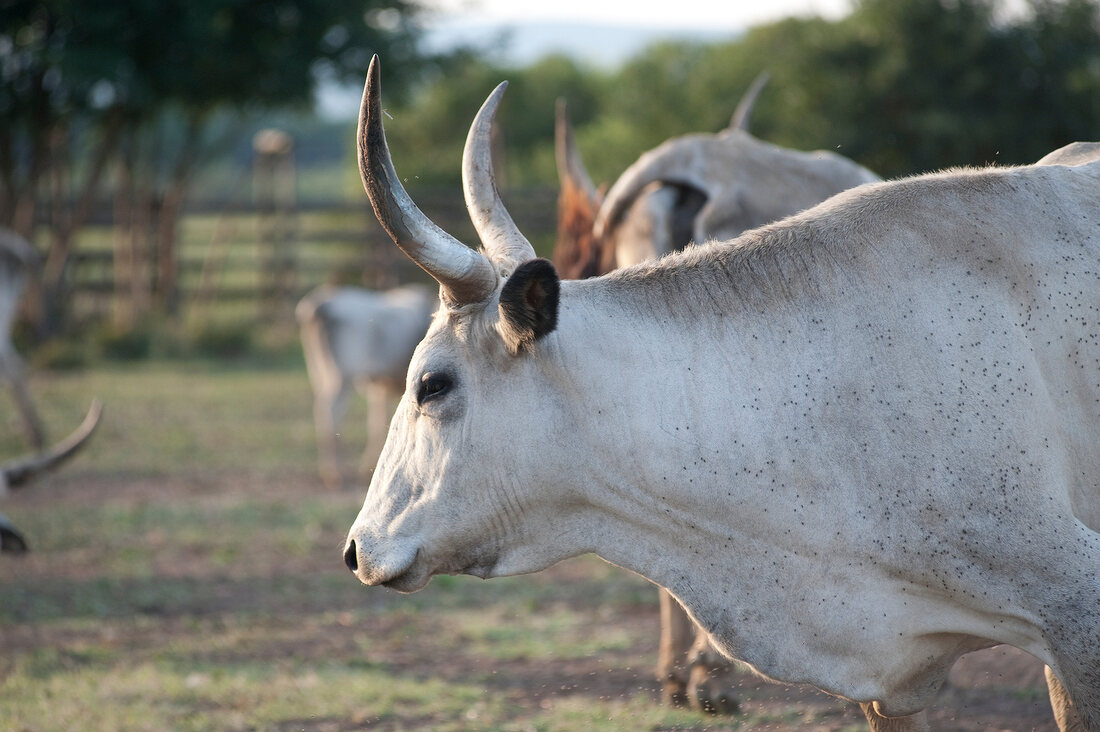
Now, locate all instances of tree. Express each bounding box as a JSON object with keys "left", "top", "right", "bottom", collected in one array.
[
  {"left": 772, "top": 0, "right": 1100, "bottom": 176},
  {"left": 0, "top": 0, "right": 429, "bottom": 335}
]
